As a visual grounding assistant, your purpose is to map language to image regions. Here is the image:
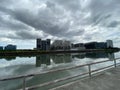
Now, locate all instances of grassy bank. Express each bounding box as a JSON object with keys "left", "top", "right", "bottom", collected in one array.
[{"left": 0, "top": 48, "right": 119, "bottom": 56}]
